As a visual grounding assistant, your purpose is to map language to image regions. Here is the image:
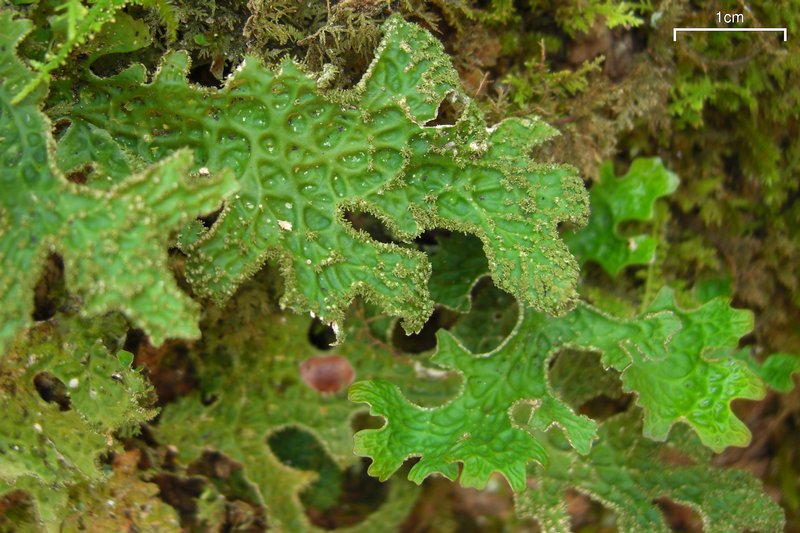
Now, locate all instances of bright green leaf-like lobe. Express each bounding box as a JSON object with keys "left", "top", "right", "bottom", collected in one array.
[
  {"left": 757, "top": 353, "right": 800, "bottom": 393},
  {"left": 518, "top": 410, "right": 785, "bottom": 533},
  {"left": 734, "top": 351, "right": 800, "bottom": 393},
  {"left": 629, "top": 288, "right": 764, "bottom": 450},
  {"left": 531, "top": 290, "right": 763, "bottom": 452},
  {"left": 536, "top": 289, "right": 762, "bottom": 452},
  {"left": 70, "top": 15, "right": 588, "bottom": 336},
  {"left": 351, "top": 287, "right": 765, "bottom": 490},
  {"left": 350, "top": 309, "right": 598, "bottom": 493},
  {"left": 0, "top": 12, "right": 238, "bottom": 353},
  {"left": 565, "top": 157, "right": 678, "bottom": 275},
  {"left": 450, "top": 281, "right": 519, "bottom": 354},
  {"left": 0, "top": 314, "right": 156, "bottom": 531},
  {"left": 56, "top": 120, "right": 134, "bottom": 187}
]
